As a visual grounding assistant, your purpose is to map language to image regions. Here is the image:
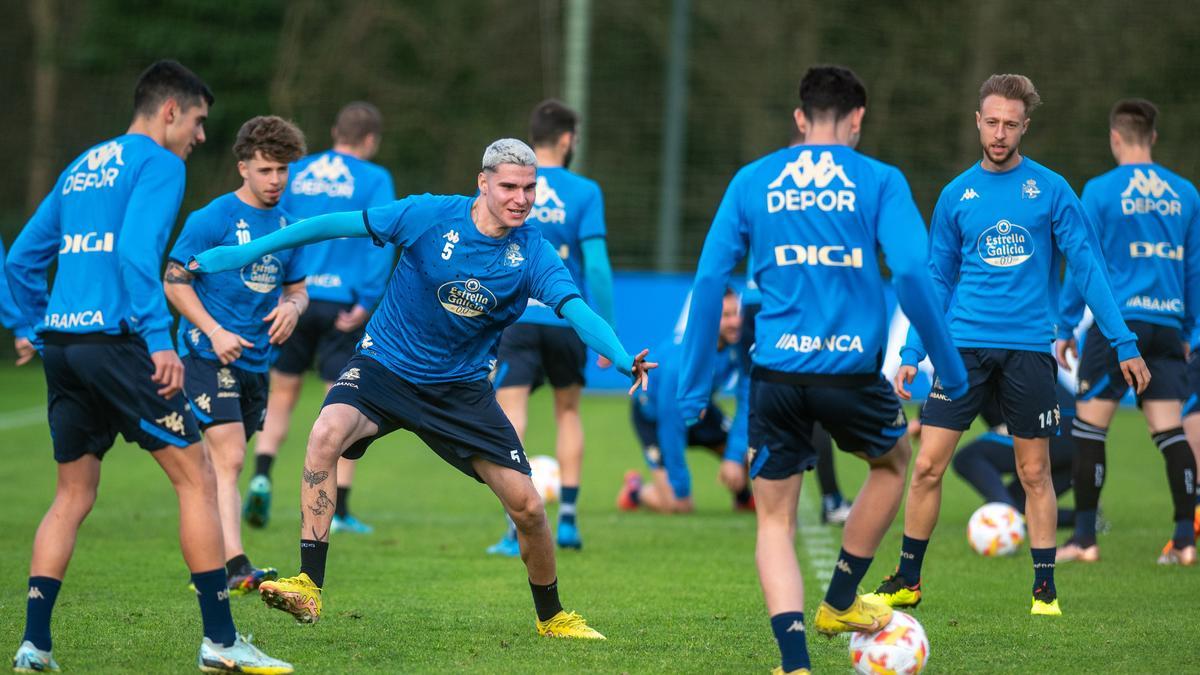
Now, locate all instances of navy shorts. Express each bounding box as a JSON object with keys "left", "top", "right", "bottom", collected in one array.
[
  {"left": 324, "top": 355, "right": 527, "bottom": 482},
  {"left": 182, "top": 355, "right": 269, "bottom": 439},
  {"left": 1185, "top": 350, "right": 1200, "bottom": 417},
  {"left": 922, "top": 348, "right": 1059, "bottom": 438},
  {"left": 273, "top": 300, "right": 362, "bottom": 381},
  {"left": 1077, "top": 321, "right": 1186, "bottom": 403},
  {"left": 493, "top": 323, "right": 587, "bottom": 391},
  {"left": 748, "top": 370, "right": 907, "bottom": 480},
  {"left": 43, "top": 333, "right": 201, "bottom": 462},
  {"left": 631, "top": 401, "right": 728, "bottom": 468}
]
